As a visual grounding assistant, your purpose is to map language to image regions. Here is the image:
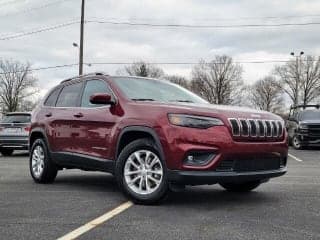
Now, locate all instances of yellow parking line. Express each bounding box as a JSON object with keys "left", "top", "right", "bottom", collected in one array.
[
  {"left": 57, "top": 201, "right": 133, "bottom": 240},
  {"left": 288, "top": 153, "right": 303, "bottom": 162}
]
